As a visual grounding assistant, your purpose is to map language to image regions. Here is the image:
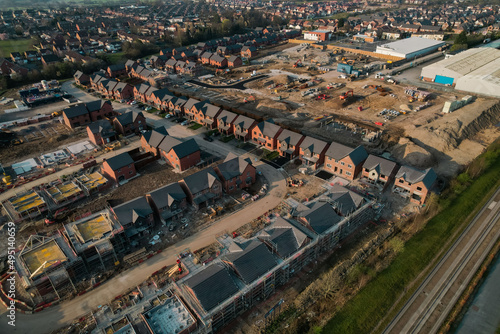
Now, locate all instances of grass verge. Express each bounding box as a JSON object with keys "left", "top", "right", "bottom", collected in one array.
[
  {"left": 322, "top": 148, "right": 500, "bottom": 334},
  {"left": 0, "top": 38, "right": 35, "bottom": 58},
  {"left": 188, "top": 123, "right": 203, "bottom": 130}
]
